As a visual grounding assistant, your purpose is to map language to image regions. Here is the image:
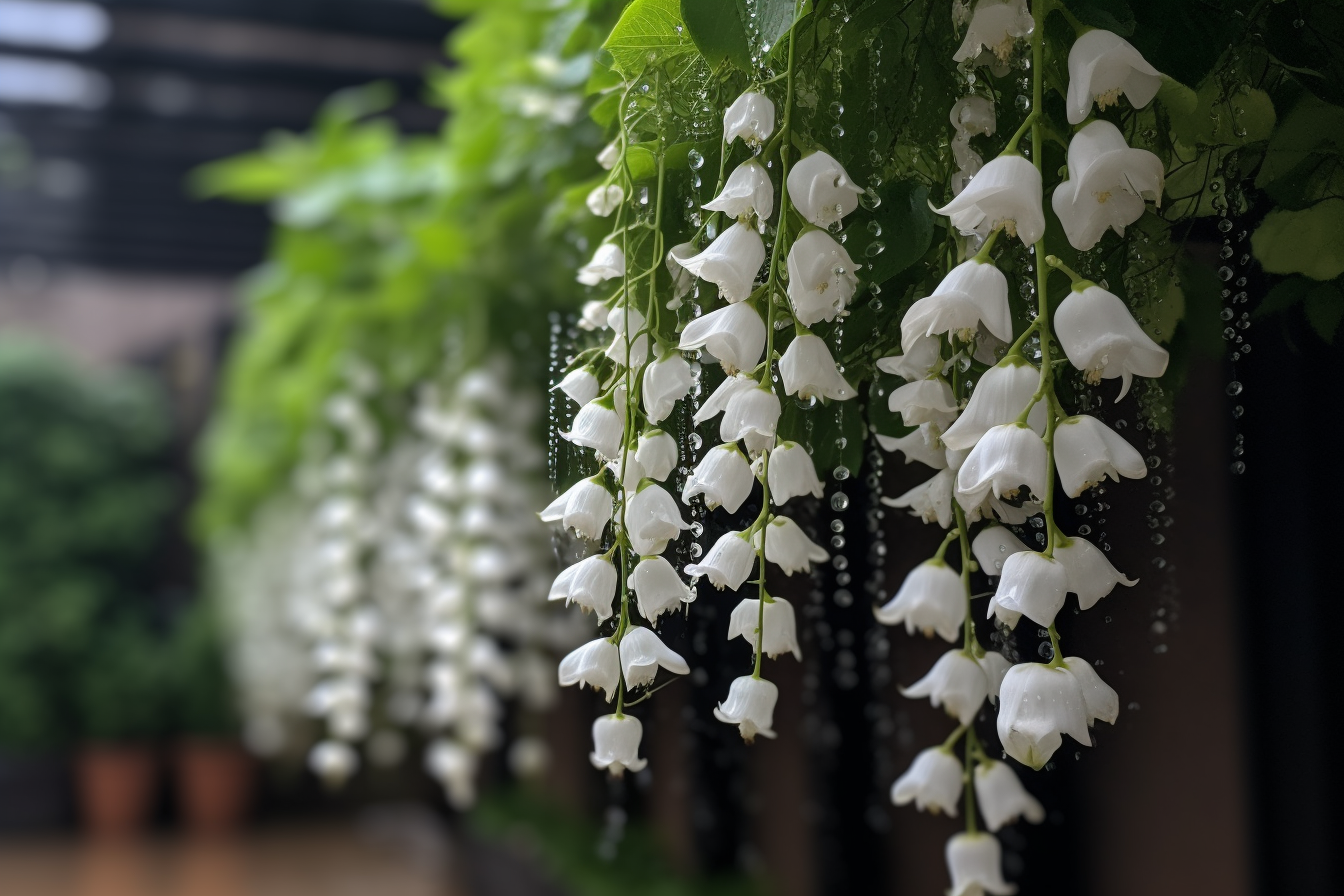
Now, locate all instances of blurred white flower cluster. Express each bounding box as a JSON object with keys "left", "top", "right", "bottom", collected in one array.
[{"left": 215, "top": 352, "right": 573, "bottom": 807}]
